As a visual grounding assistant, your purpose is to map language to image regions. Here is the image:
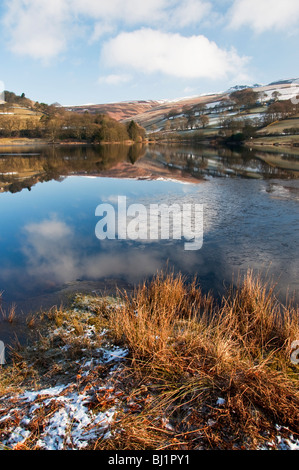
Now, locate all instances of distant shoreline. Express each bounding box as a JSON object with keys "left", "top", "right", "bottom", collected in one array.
[
  {"left": 0, "top": 138, "right": 49, "bottom": 147},
  {"left": 0, "top": 138, "right": 147, "bottom": 147}
]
